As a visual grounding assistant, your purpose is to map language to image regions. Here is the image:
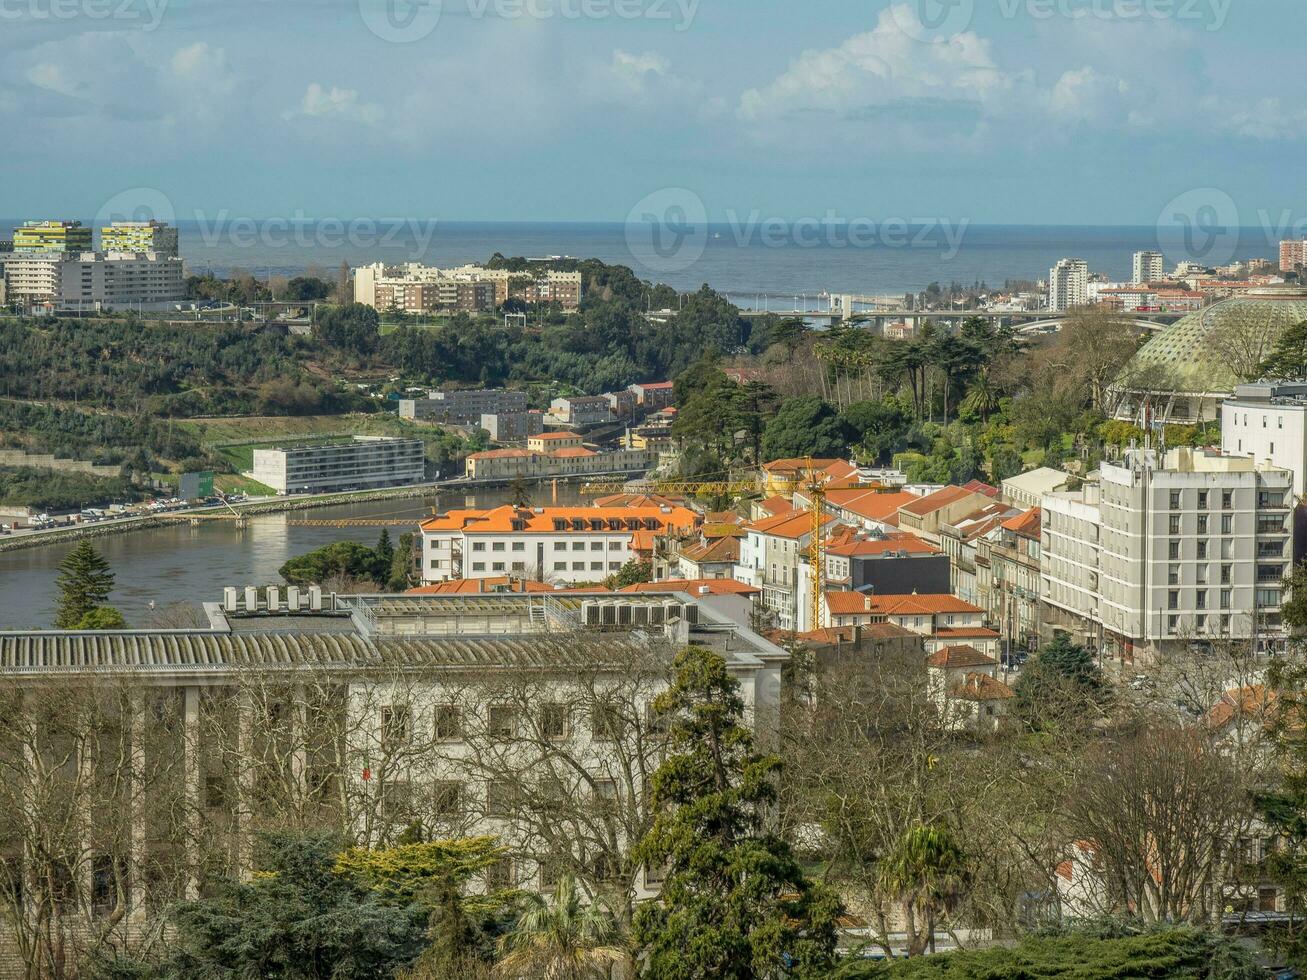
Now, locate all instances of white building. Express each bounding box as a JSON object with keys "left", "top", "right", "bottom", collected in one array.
[
  {"left": 1048, "top": 258, "right": 1090, "bottom": 311},
  {"left": 733, "top": 509, "right": 835, "bottom": 632},
  {"left": 1133, "top": 250, "right": 1164, "bottom": 285},
  {"left": 2, "top": 251, "right": 185, "bottom": 310},
  {"left": 1222, "top": 381, "right": 1307, "bottom": 498},
  {"left": 420, "top": 504, "right": 701, "bottom": 585},
  {"left": 1041, "top": 447, "right": 1293, "bottom": 661},
  {"left": 251, "top": 437, "right": 426, "bottom": 494}
]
